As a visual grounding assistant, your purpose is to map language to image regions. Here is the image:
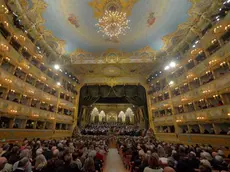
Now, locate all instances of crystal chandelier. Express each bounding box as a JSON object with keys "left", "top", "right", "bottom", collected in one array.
[{"left": 95, "top": 10, "right": 130, "bottom": 39}]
